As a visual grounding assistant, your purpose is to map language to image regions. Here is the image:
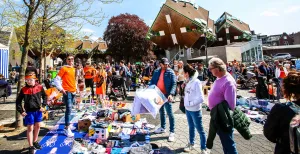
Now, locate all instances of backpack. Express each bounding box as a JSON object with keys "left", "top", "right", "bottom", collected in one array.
[
  {"left": 289, "top": 102, "right": 300, "bottom": 154},
  {"left": 96, "top": 74, "right": 104, "bottom": 88},
  {"left": 125, "top": 66, "right": 132, "bottom": 77}
]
